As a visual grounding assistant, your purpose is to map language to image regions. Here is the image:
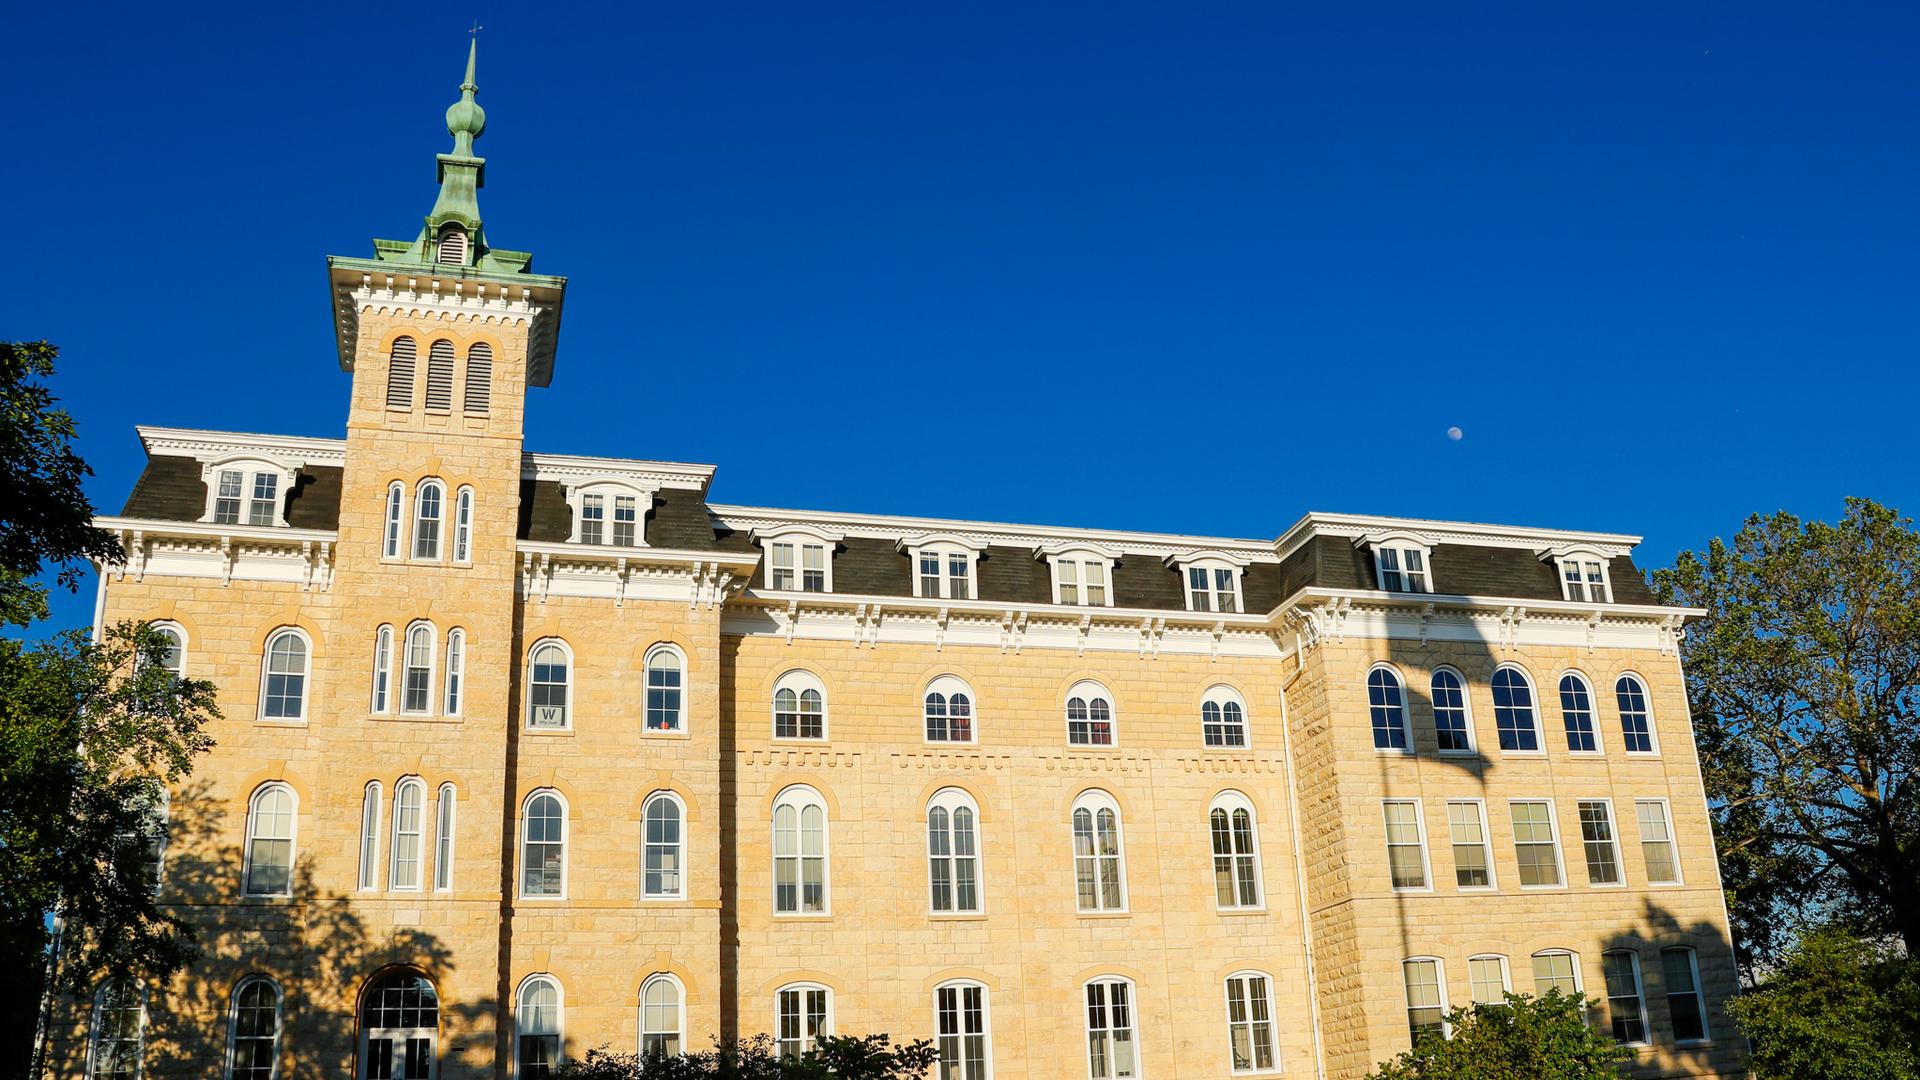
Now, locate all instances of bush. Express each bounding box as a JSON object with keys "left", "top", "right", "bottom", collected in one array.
[
  {"left": 1729, "top": 925, "right": 1920, "bottom": 1080},
  {"left": 1366, "top": 989, "right": 1631, "bottom": 1080},
  {"left": 554, "top": 1033, "right": 937, "bottom": 1080}
]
